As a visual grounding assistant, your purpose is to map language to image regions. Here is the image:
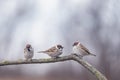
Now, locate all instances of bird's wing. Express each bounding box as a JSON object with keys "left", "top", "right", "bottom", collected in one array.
[
  {"left": 79, "top": 43, "right": 91, "bottom": 54},
  {"left": 24, "top": 48, "right": 27, "bottom": 54},
  {"left": 45, "top": 46, "right": 57, "bottom": 52}
]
